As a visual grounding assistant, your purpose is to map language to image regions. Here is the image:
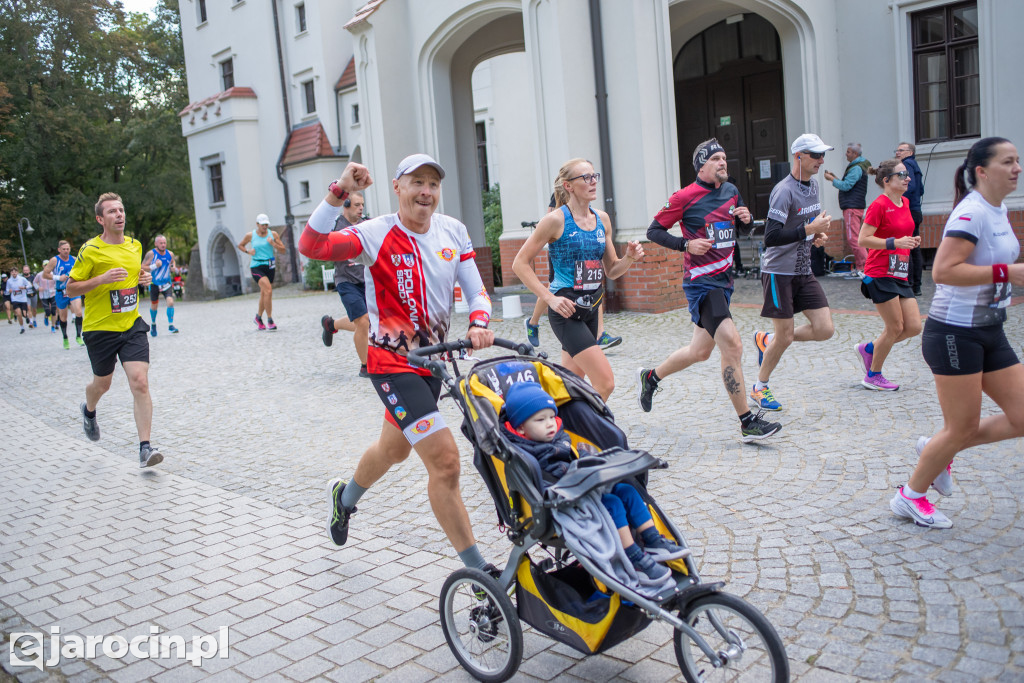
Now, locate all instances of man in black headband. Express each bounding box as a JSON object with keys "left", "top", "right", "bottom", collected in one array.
[{"left": 638, "top": 138, "right": 782, "bottom": 443}]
